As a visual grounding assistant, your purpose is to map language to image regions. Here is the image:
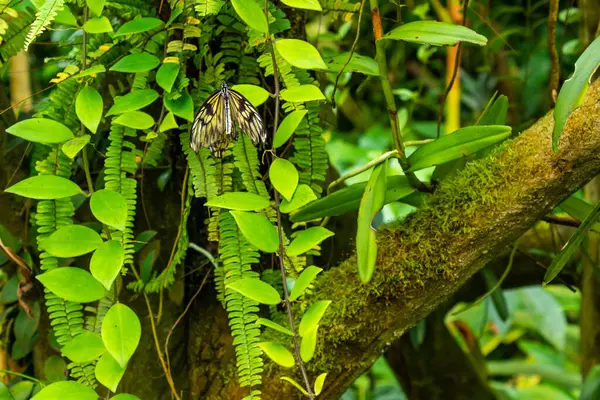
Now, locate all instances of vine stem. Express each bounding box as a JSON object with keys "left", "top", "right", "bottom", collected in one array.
[
  {"left": 547, "top": 0, "right": 560, "bottom": 103},
  {"left": 264, "top": 2, "right": 314, "bottom": 398},
  {"left": 80, "top": 7, "right": 94, "bottom": 194},
  {"left": 369, "top": 0, "right": 429, "bottom": 192}
]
